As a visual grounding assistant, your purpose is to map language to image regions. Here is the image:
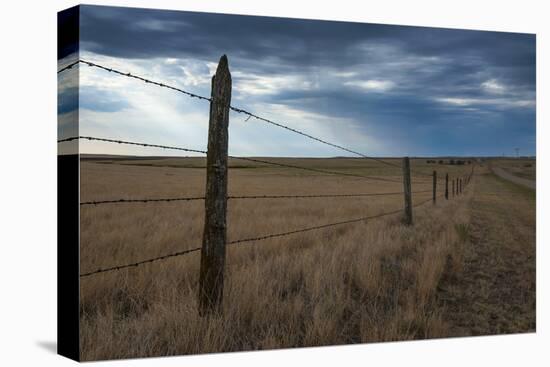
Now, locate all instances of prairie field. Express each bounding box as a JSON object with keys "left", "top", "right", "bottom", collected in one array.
[
  {"left": 78, "top": 157, "right": 535, "bottom": 361},
  {"left": 491, "top": 158, "right": 536, "bottom": 181}
]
